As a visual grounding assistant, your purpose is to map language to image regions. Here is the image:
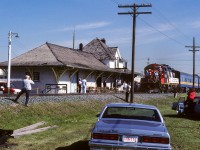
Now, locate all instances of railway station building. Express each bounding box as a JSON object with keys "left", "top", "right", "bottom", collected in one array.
[{"left": 0, "top": 38, "right": 138, "bottom": 94}]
